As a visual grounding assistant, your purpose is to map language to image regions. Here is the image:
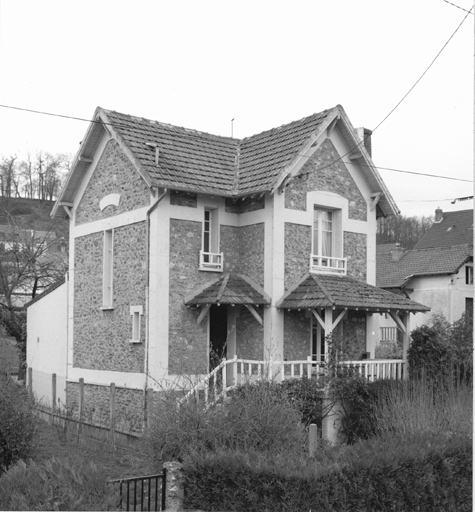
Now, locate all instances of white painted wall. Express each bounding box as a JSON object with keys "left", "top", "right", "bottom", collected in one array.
[{"left": 27, "top": 281, "right": 68, "bottom": 408}]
